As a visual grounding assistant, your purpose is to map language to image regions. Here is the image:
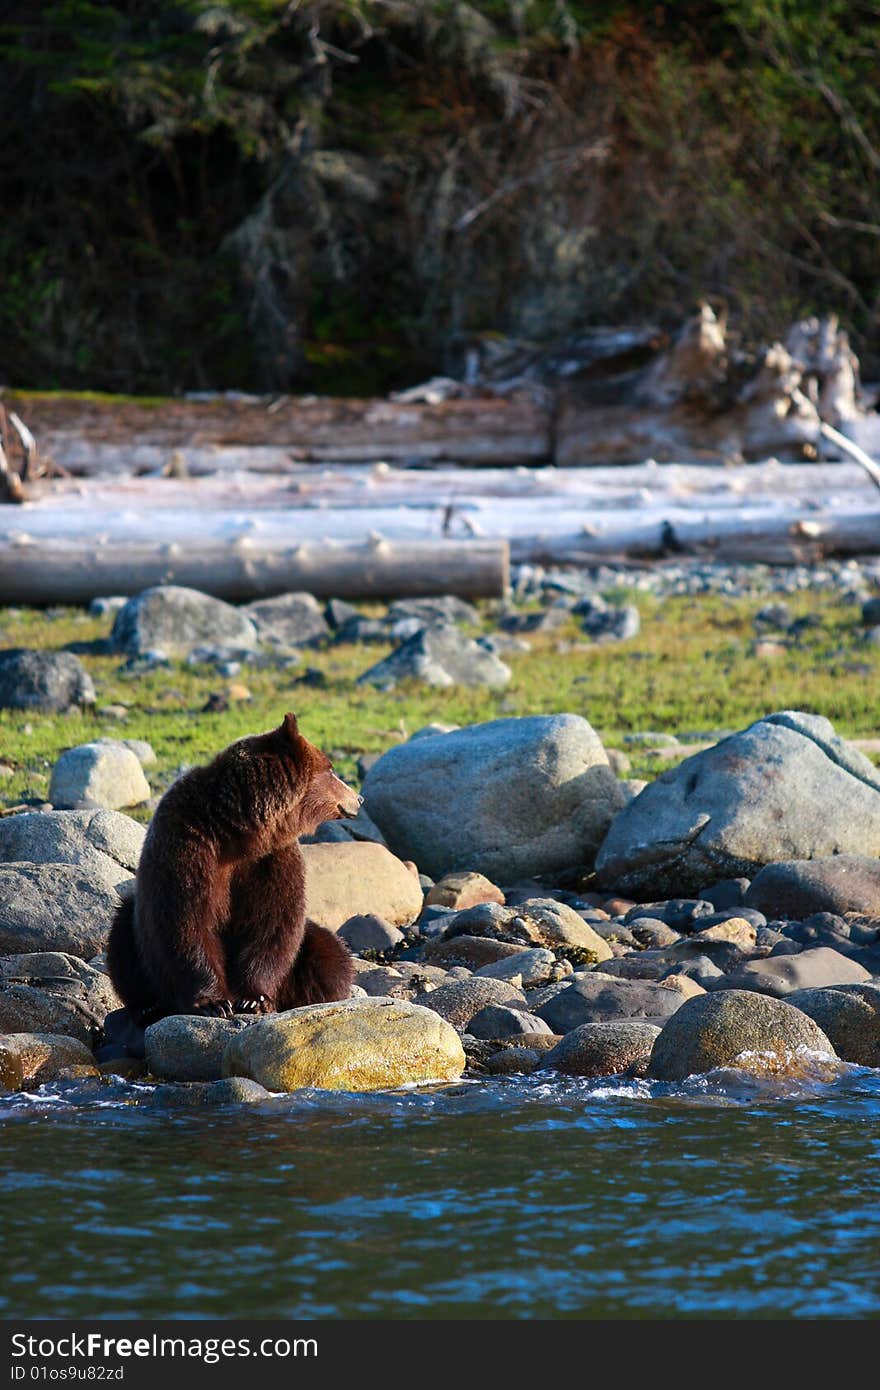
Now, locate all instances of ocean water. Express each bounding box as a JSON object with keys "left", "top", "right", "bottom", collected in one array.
[{"left": 2, "top": 1067, "right": 879, "bottom": 1320}]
